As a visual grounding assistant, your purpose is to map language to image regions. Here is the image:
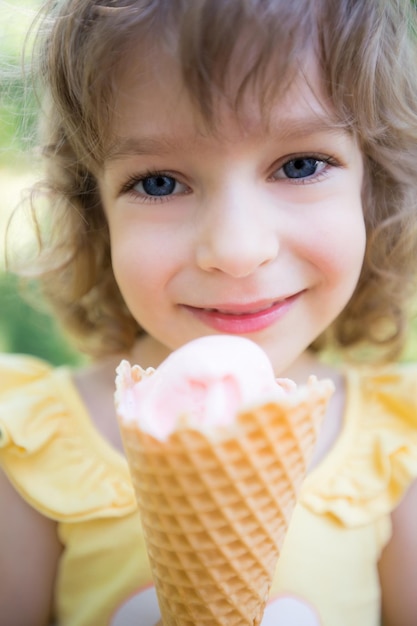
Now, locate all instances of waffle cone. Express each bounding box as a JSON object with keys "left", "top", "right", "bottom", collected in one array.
[{"left": 119, "top": 383, "right": 331, "bottom": 626}]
